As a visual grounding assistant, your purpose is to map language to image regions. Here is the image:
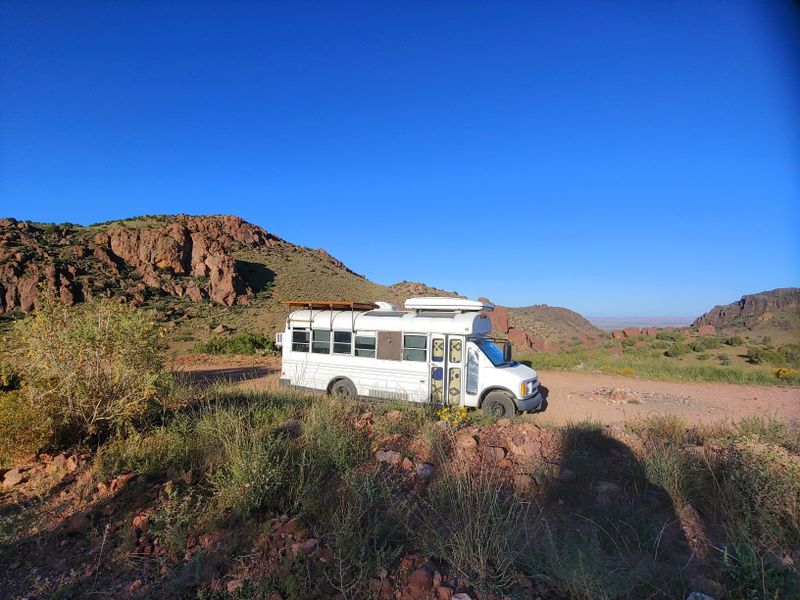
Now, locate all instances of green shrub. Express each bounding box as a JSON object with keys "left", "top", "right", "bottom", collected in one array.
[
  {"left": 0, "top": 390, "right": 51, "bottom": 465},
  {"left": 8, "top": 297, "right": 166, "bottom": 452},
  {"left": 657, "top": 330, "right": 683, "bottom": 342},
  {"left": 0, "top": 362, "right": 20, "bottom": 391},
  {"left": 664, "top": 342, "right": 690, "bottom": 358},
  {"left": 725, "top": 336, "right": 744, "bottom": 347},
  {"left": 717, "top": 353, "right": 731, "bottom": 366},
  {"left": 689, "top": 336, "right": 721, "bottom": 352},
  {"left": 696, "top": 352, "right": 709, "bottom": 361},
  {"left": 746, "top": 344, "right": 800, "bottom": 368},
  {"left": 196, "top": 331, "right": 278, "bottom": 356}
]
